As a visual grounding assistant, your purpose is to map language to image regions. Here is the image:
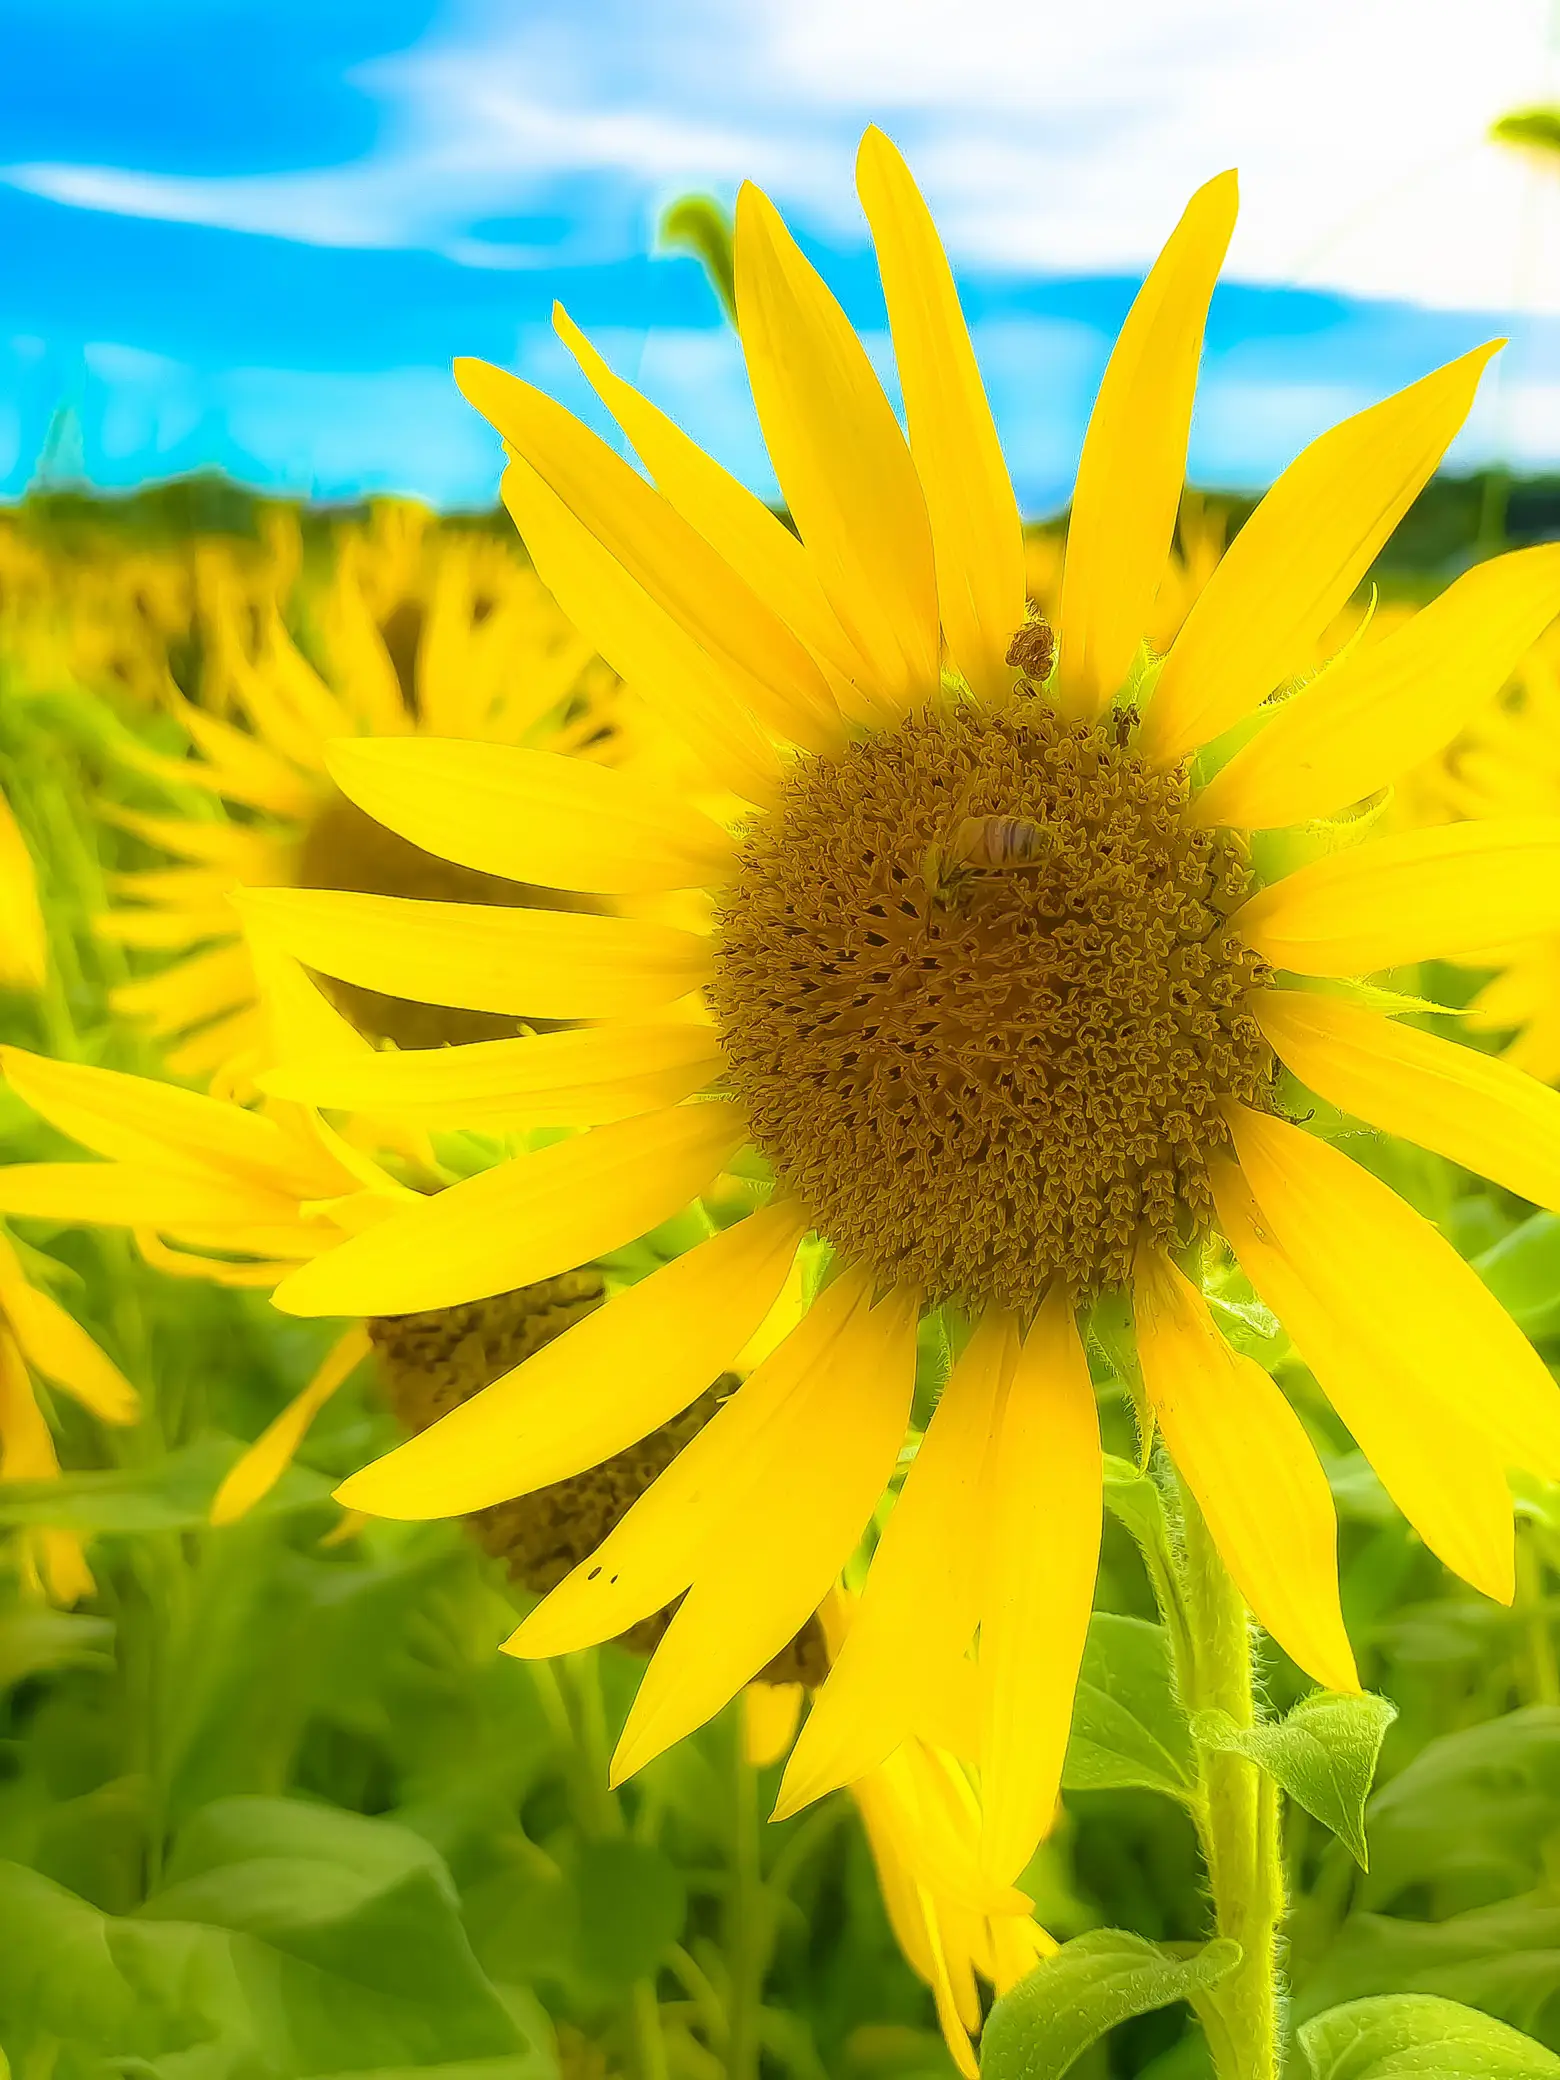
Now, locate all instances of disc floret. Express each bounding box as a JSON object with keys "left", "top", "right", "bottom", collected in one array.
[{"left": 711, "top": 699, "right": 1275, "bottom": 1310}]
